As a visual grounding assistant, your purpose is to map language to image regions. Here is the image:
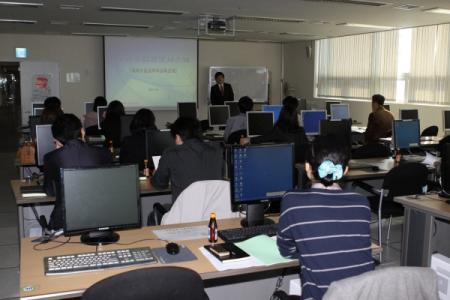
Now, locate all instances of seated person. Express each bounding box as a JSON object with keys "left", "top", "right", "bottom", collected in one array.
[
  {"left": 223, "top": 96, "right": 253, "bottom": 142},
  {"left": 100, "top": 100, "right": 125, "bottom": 148},
  {"left": 40, "top": 96, "right": 63, "bottom": 125},
  {"left": 84, "top": 96, "right": 107, "bottom": 128},
  {"left": 120, "top": 108, "right": 158, "bottom": 170},
  {"left": 364, "top": 94, "right": 394, "bottom": 144},
  {"left": 277, "top": 136, "right": 374, "bottom": 300},
  {"left": 241, "top": 96, "right": 308, "bottom": 163},
  {"left": 151, "top": 117, "right": 223, "bottom": 201},
  {"left": 43, "top": 114, "right": 113, "bottom": 230}
]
